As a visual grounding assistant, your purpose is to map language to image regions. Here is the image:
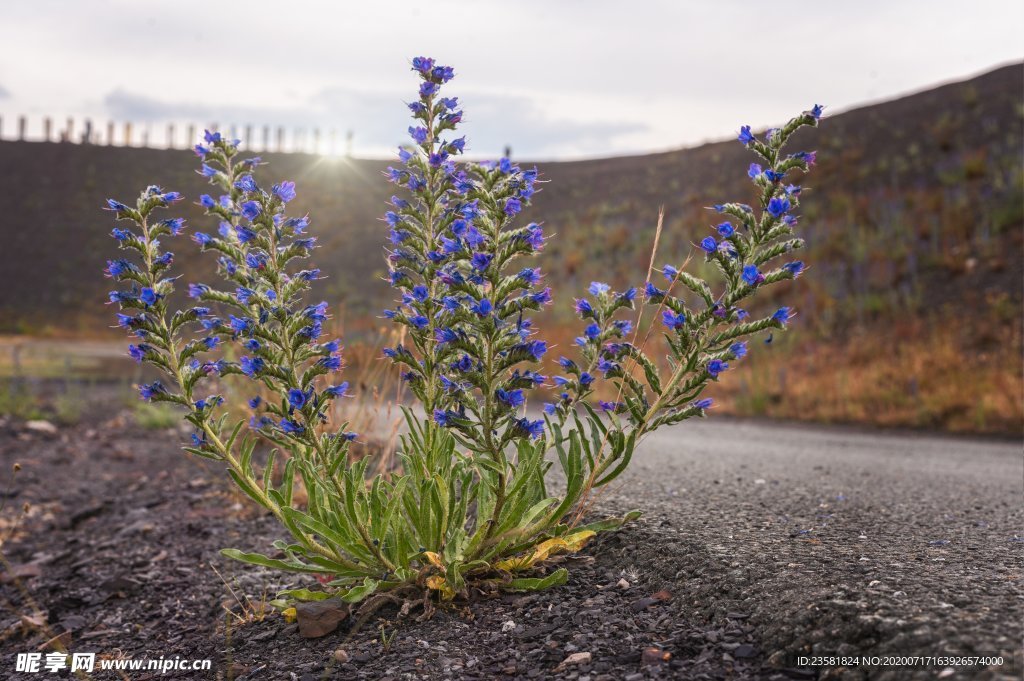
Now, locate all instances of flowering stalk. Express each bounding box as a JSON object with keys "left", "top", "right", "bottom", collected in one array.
[
  {"left": 103, "top": 57, "right": 823, "bottom": 605},
  {"left": 547, "top": 108, "right": 821, "bottom": 496}
]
